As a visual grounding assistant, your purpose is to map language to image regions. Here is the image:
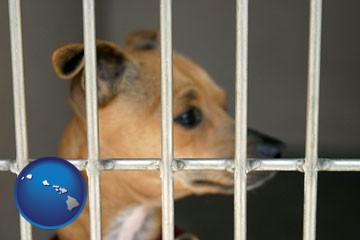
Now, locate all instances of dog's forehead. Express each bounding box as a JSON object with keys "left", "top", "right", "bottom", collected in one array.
[
  {"left": 173, "top": 53, "right": 226, "bottom": 101},
  {"left": 128, "top": 50, "right": 226, "bottom": 106}
]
